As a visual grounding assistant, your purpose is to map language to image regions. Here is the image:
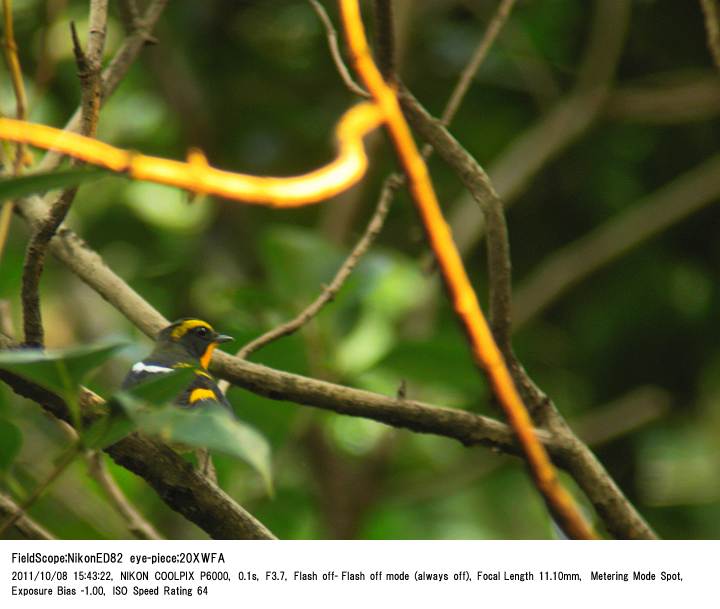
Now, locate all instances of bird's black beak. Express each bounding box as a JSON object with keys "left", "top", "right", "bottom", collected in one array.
[{"left": 214, "top": 334, "right": 234, "bottom": 344}]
